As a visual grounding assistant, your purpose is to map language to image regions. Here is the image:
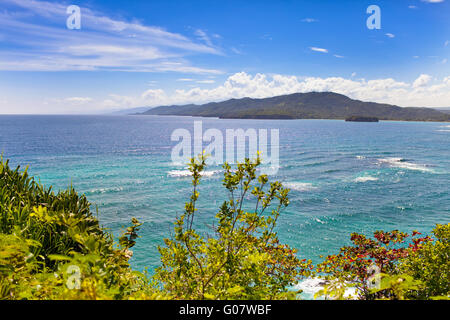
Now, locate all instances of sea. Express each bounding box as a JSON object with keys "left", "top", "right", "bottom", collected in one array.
[{"left": 1, "top": 115, "right": 449, "bottom": 297}]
